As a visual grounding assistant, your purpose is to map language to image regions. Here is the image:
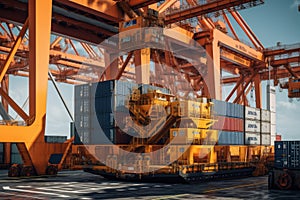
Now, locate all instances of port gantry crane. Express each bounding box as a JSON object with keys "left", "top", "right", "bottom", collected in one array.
[{"left": 0, "top": 0, "right": 299, "bottom": 176}]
